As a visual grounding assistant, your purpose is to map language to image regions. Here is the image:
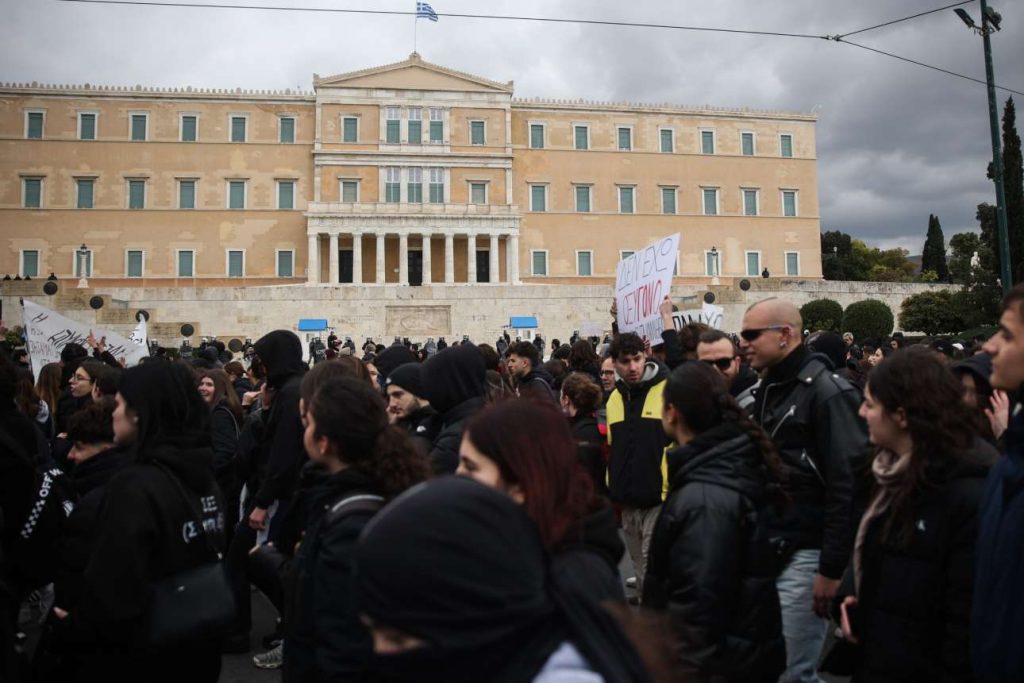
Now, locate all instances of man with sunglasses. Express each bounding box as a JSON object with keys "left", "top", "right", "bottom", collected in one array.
[
  {"left": 696, "top": 330, "right": 759, "bottom": 412},
  {"left": 739, "top": 298, "right": 866, "bottom": 683}
]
